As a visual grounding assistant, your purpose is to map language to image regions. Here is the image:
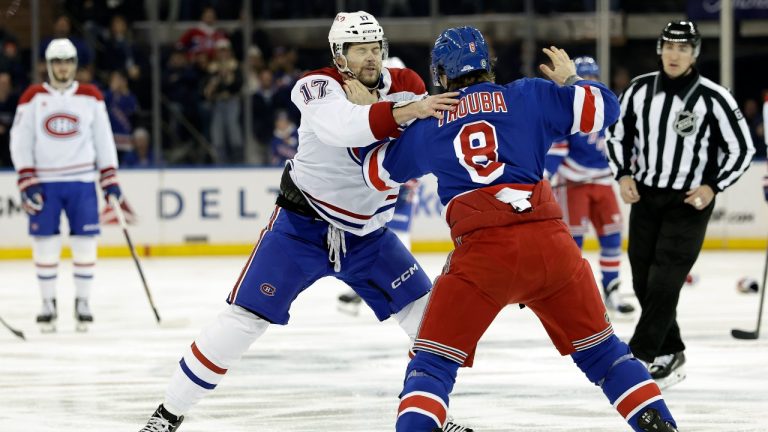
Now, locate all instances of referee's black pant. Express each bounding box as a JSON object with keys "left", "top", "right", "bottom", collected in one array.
[{"left": 627, "top": 184, "right": 714, "bottom": 363}]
